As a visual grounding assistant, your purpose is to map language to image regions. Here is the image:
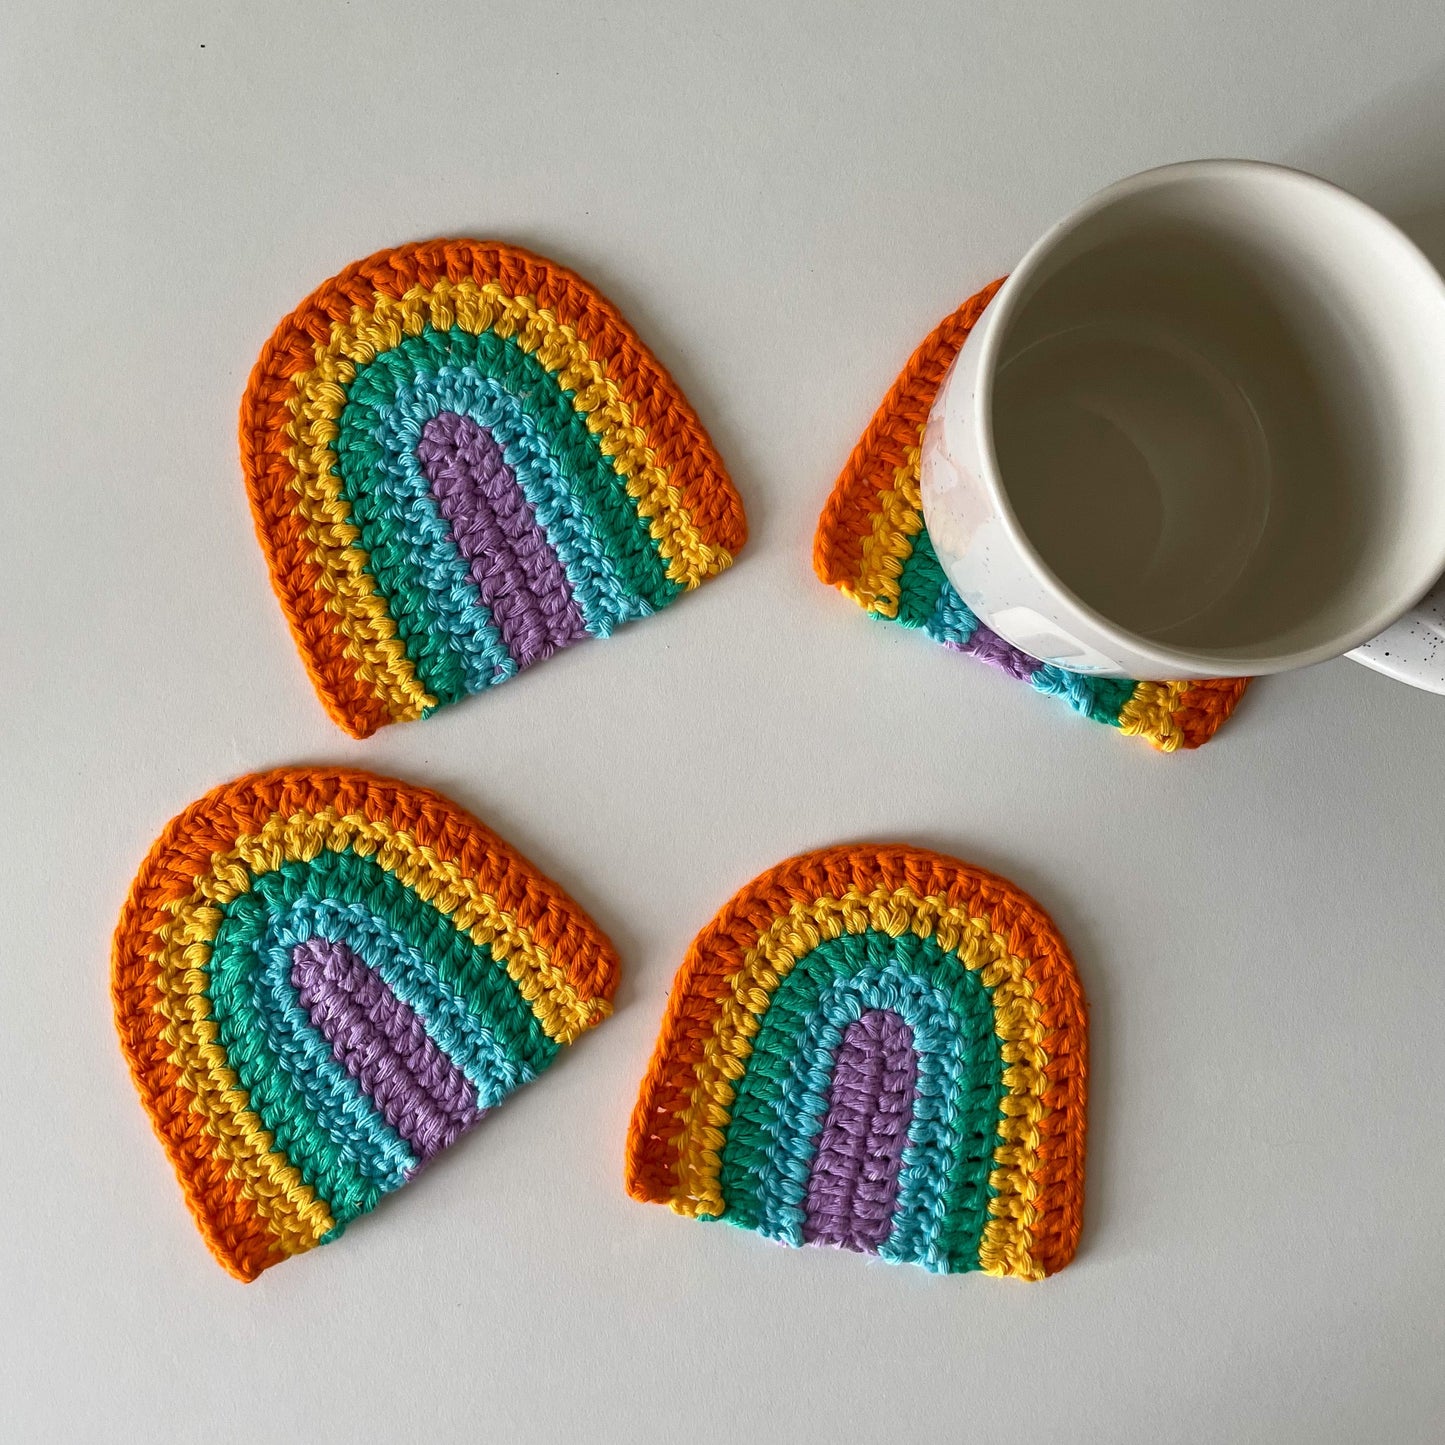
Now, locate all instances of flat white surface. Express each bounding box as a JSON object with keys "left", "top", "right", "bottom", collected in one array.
[{"left": 3, "top": 4, "right": 1444, "bottom": 1441}]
